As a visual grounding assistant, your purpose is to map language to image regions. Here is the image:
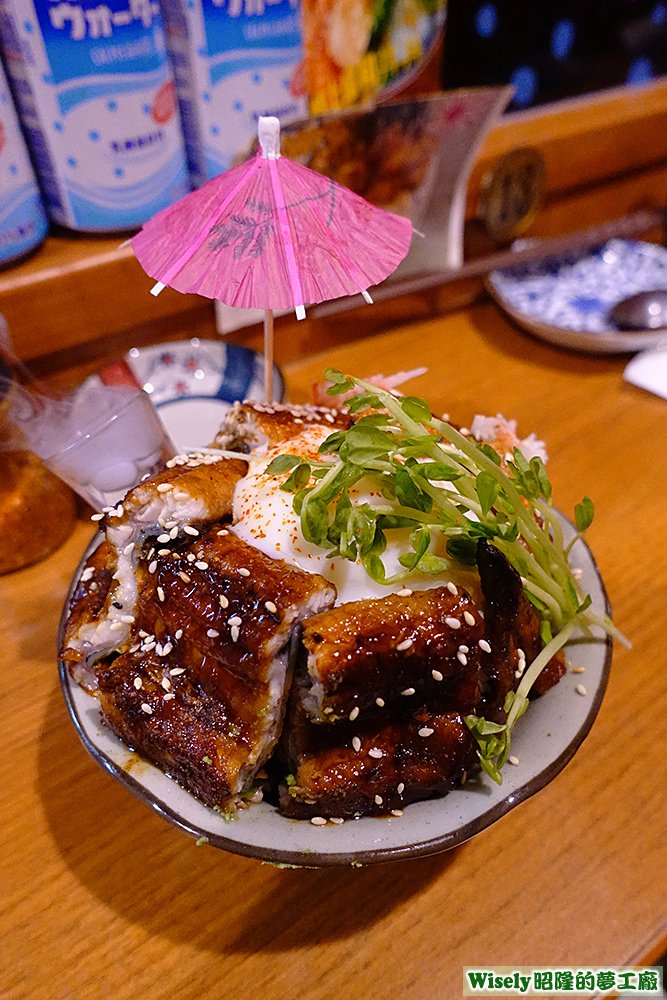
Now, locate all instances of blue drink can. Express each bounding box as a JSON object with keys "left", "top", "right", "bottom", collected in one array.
[
  {"left": 0, "top": 0, "right": 190, "bottom": 231},
  {"left": 0, "top": 53, "right": 47, "bottom": 264}
]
